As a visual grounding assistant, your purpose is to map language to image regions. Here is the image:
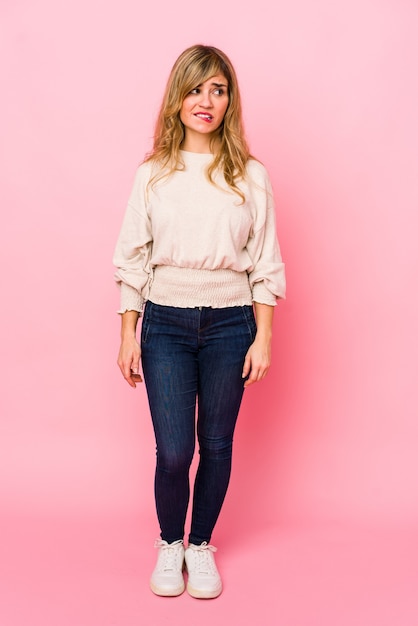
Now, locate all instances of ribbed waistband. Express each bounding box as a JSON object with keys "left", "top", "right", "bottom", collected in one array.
[{"left": 149, "top": 266, "right": 253, "bottom": 309}]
